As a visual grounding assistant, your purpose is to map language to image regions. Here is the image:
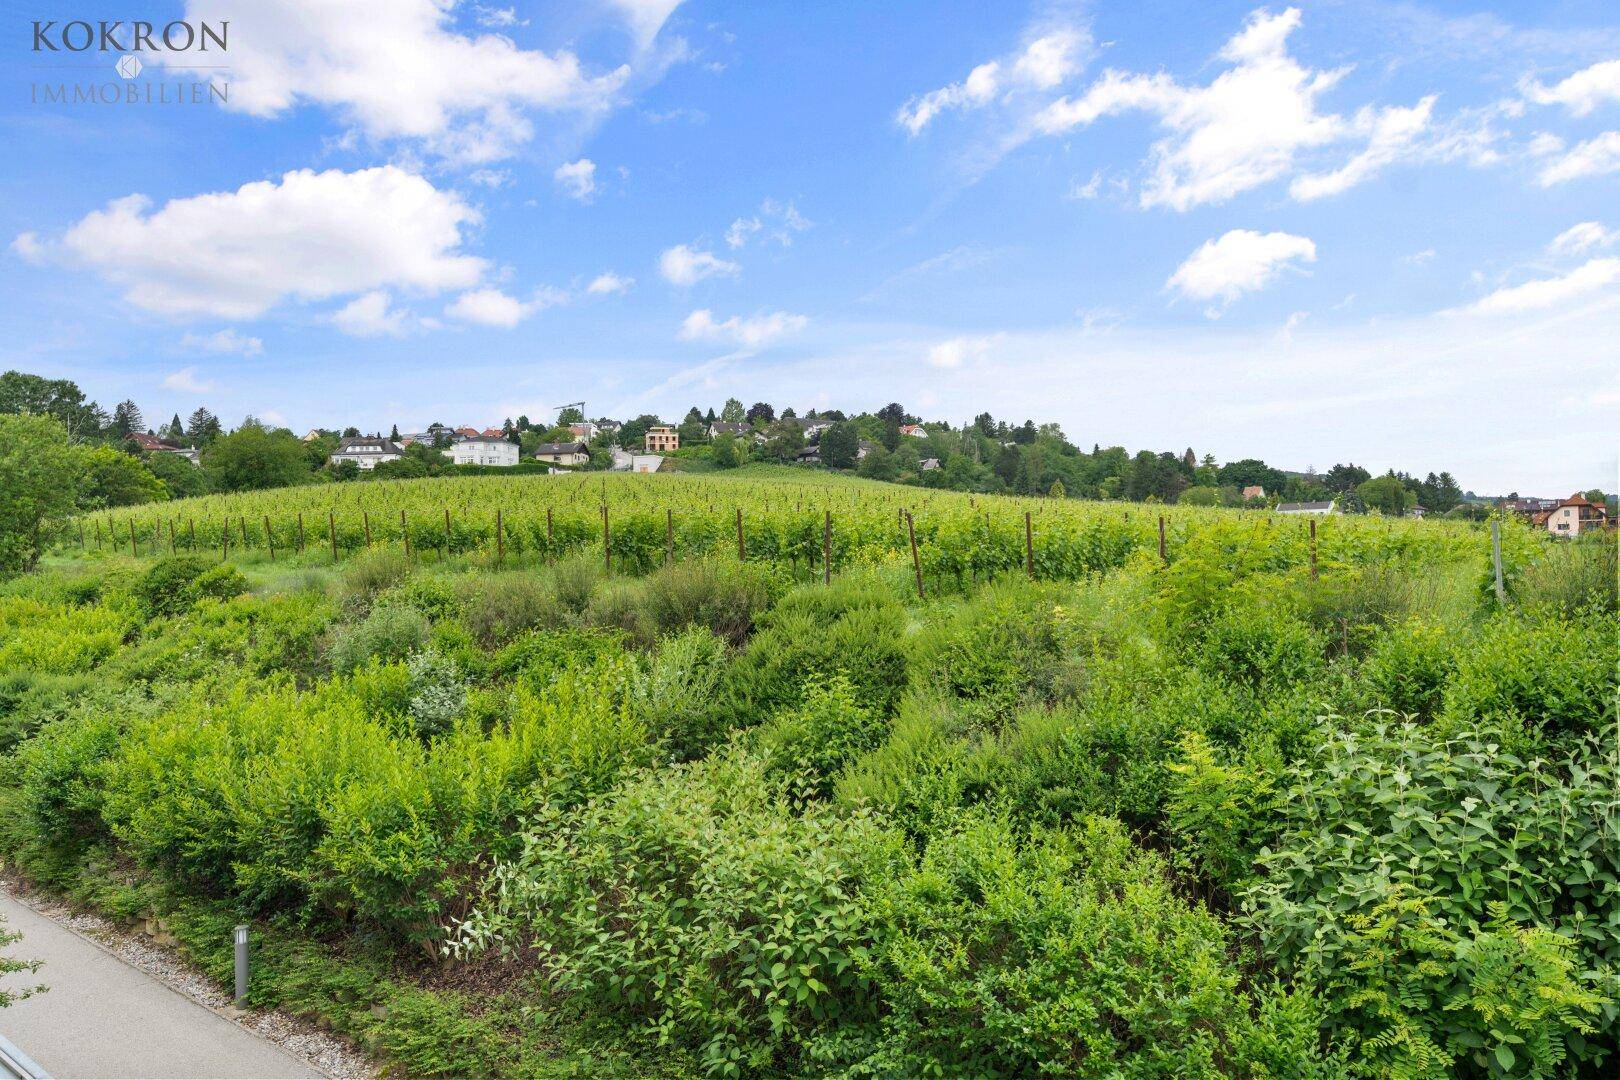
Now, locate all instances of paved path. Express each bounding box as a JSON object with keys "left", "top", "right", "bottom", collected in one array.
[{"left": 0, "top": 890, "right": 321, "bottom": 1079}]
